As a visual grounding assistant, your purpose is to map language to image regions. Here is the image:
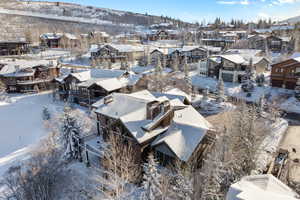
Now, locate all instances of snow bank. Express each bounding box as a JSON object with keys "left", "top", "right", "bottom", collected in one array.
[
  {"left": 256, "top": 118, "right": 289, "bottom": 172},
  {"left": 0, "top": 92, "right": 64, "bottom": 176},
  {"left": 280, "top": 97, "right": 300, "bottom": 114}
]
